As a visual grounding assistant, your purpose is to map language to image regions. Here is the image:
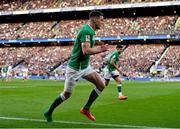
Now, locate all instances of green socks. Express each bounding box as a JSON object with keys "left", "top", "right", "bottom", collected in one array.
[
  {"left": 83, "top": 88, "right": 101, "bottom": 110},
  {"left": 117, "top": 84, "right": 122, "bottom": 96},
  {"left": 46, "top": 95, "right": 64, "bottom": 115}
]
